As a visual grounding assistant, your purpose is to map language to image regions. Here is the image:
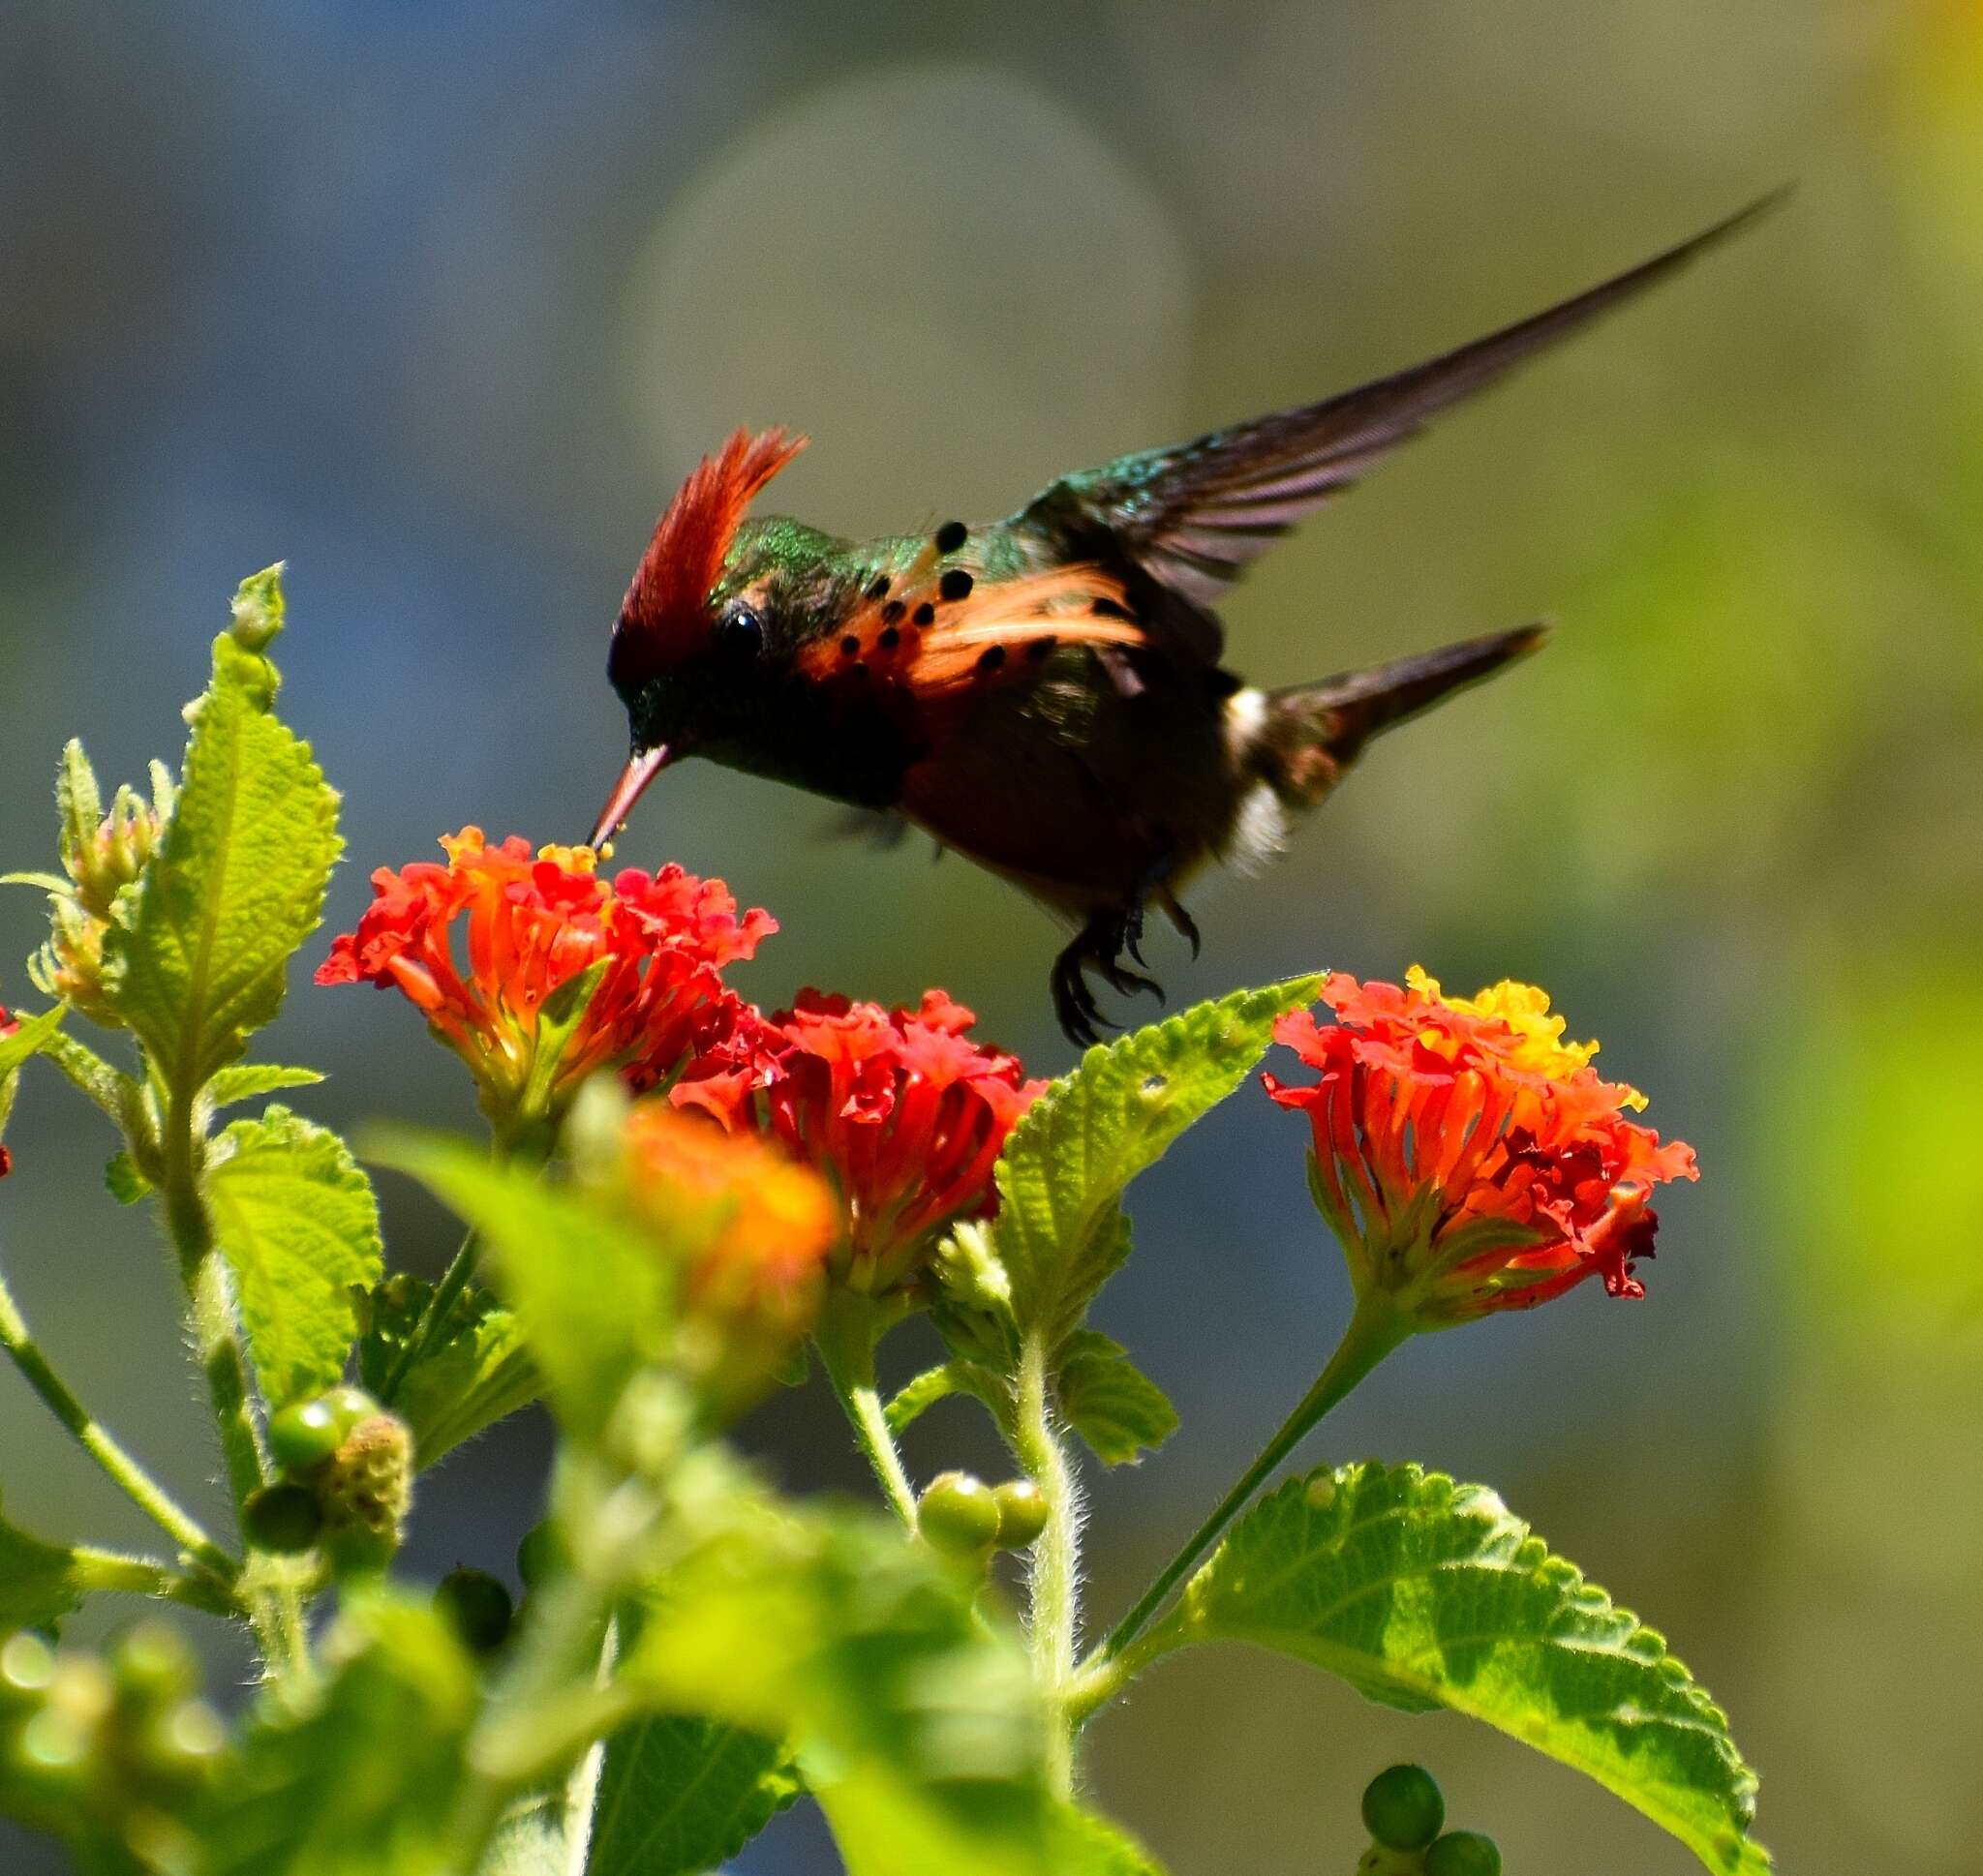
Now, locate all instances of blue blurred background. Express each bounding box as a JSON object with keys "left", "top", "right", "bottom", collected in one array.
[{"left": 3, "top": 3, "right": 1980, "bottom": 1871}]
